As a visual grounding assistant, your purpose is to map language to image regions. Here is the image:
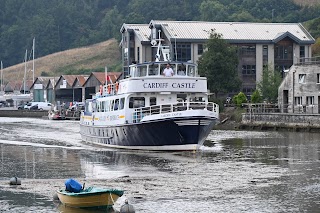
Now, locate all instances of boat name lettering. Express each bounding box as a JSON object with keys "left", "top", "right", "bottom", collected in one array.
[
  {"left": 143, "top": 82, "right": 195, "bottom": 89},
  {"left": 109, "top": 115, "right": 119, "bottom": 121},
  {"left": 160, "top": 112, "right": 182, "bottom": 118},
  {"left": 172, "top": 83, "right": 195, "bottom": 89},
  {"left": 143, "top": 83, "right": 168, "bottom": 88}
]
